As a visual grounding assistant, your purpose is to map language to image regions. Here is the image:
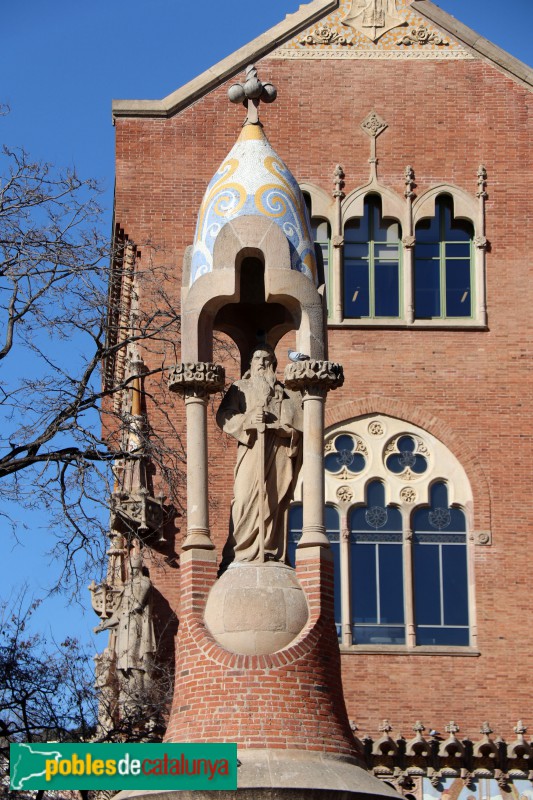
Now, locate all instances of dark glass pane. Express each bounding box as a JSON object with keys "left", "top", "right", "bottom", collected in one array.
[
  {"left": 335, "top": 434, "right": 354, "bottom": 452},
  {"left": 414, "top": 483, "right": 450, "bottom": 532},
  {"left": 350, "top": 506, "right": 369, "bottom": 531},
  {"left": 287, "top": 504, "right": 303, "bottom": 567},
  {"left": 319, "top": 242, "right": 329, "bottom": 273},
  {"left": 415, "top": 216, "right": 439, "bottom": 243},
  {"left": 448, "top": 507, "right": 467, "bottom": 532},
  {"left": 398, "top": 436, "right": 415, "bottom": 452},
  {"left": 414, "top": 543, "right": 441, "bottom": 625},
  {"left": 414, "top": 259, "right": 440, "bottom": 317},
  {"left": 446, "top": 242, "right": 471, "bottom": 257},
  {"left": 345, "top": 214, "right": 369, "bottom": 241},
  {"left": 416, "top": 627, "right": 469, "bottom": 646},
  {"left": 379, "top": 545, "right": 404, "bottom": 624},
  {"left": 352, "top": 543, "right": 377, "bottom": 623},
  {"left": 442, "top": 545, "right": 469, "bottom": 626},
  {"left": 329, "top": 537, "right": 342, "bottom": 632},
  {"left": 353, "top": 625, "right": 405, "bottom": 645},
  {"left": 311, "top": 219, "right": 330, "bottom": 242},
  {"left": 367, "top": 481, "right": 385, "bottom": 507},
  {"left": 374, "top": 262, "right": 399, "bottom": 317},
  {"left": 288, "top": 503, "right": 303, "bottom": 530},
  {"left": 325, "top": 452, "right": 342, "bottom": 473},
  {"left": 446, "top": 260, "right": 471, "bottom": 317},
  {"left": 447, "top": 218, "right": 473, "bottom": 242},
  {"left": 441, "top": 195, "right": 453, "bottom": 233},
  {"left": 387, "top": 454, "right": 405, "bottom": 474},
  {"left": 416, "top": 243, "right": 439, "bottom": 258},
  {"left": 382, "top": 506, "right": 402, "bottom": 532},
  {"left": 374, "top": 244, "right": 399, "bottom": 259},
  {"left": 431, "top": 482, "right": 449, "bottom": 507},
  {"left": 345, "top": 242, "right": 368, "bottom": 258},
  {"left": 344, "top": 261, "right": 369, "bottom": 317},
  {"left": 325, "top": 505, "right": 340, "bottom": 531},
  {"left": 347, "top": 454, "right": 366, "bottom": 473}
]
